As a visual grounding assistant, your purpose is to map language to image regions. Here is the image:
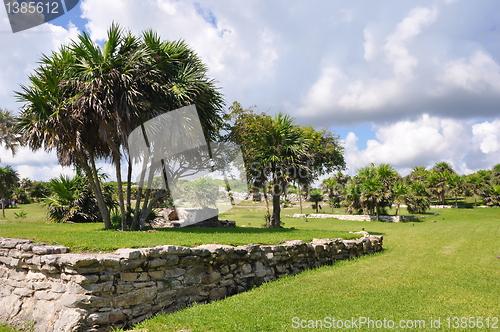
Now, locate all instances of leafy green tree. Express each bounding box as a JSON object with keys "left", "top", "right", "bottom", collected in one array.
[
  {"left": 464, "top": 172, "right": 489, "bottom": 206},
  {"left": 29, "top": 181, "right": 50, "bottom": 202},
  {"left": 309, "top": 188, "right": 323, "bottom": 213},
  {"left": 17, "top": 24, "right": 224, "bottom": 230},
  {"left": 227, "top": 102, "right": 345, "bottom": 227},
  {"left": 482, "top": 184, "right": 500, "bottom": 206},
  {"left": 406, "top": 166, "right": 429, "bottom": 183},
  {"left": 0, "top": 166, "right": 20, "bottom": 217},
  {"left": 447, "top": 173, "right": 465, "bottom": 208},
  {"left": 322, "top": 172, "right": 349, "bottom": 211},
  {"left": 342, "top": 182, "right": 362, "bottom": 214},
  {"left": 178, "top": 177, "right": 219, "bottom": 208},
  {"left": 426, "top": 162, "right": 456, "bottom": 205},
  {"left": 405, "top": 181, "right": 431, "bottom": 214},
  {"left": 346, "top": 163, "right": 398, "bottom": 219}
]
